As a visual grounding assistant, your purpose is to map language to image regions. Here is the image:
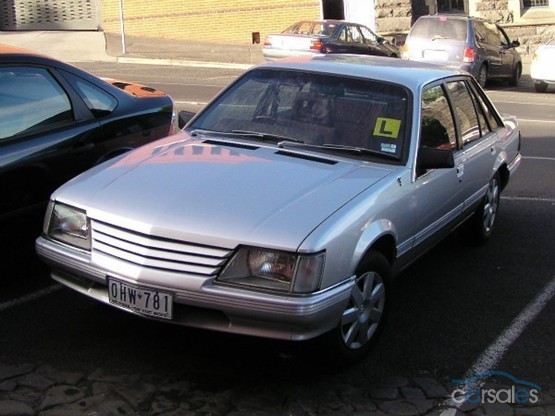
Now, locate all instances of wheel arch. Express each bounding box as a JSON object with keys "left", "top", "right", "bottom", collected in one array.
[
  {"left": 497, "top": 163, "right": 510, "bottom": 191},
  {"left": 354, "top": 220, "right": 397, "bottom": 270}
]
